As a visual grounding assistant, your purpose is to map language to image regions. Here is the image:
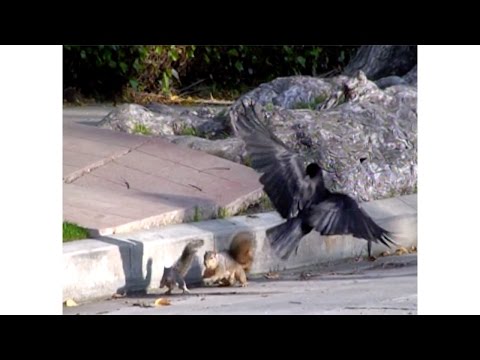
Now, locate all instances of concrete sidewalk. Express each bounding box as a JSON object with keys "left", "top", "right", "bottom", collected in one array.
[
  {"left": 63, "top": 106, "right": 263, "bottom": 236},
  {"left": 64, "top": 253, "right": 417, "bottom": 315}
]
